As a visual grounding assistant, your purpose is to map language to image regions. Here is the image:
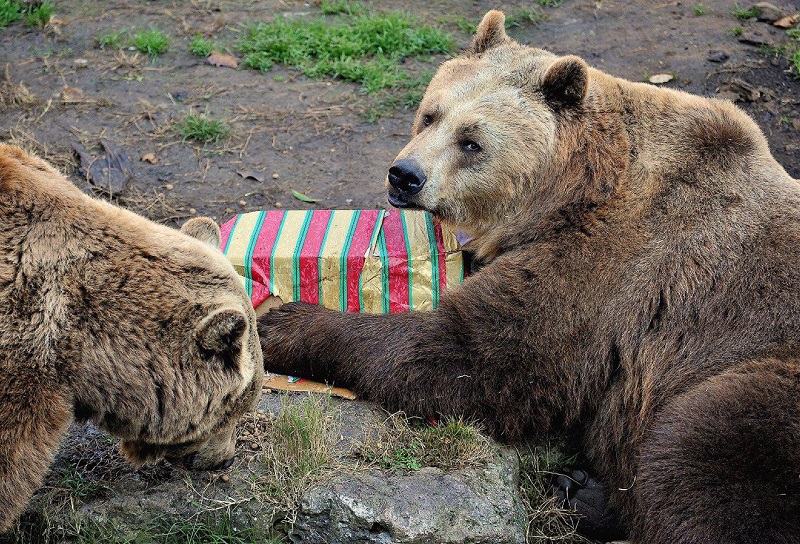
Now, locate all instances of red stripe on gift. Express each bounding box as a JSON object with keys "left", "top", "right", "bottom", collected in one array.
[
  {"left": 381, "top": 210, "right": 411, "bottom": 313},
  {"left": 250, "top": 211, "right": 285, "bottom": 307},
  {"left": 219, "top": 216, "right": 235, "bottom": 252},
  {"left": 298, "top": 210, "right": 332, "bottom": 305},
  {"left": 346, "top": 210, "right": 383, "bottom": 312}
]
